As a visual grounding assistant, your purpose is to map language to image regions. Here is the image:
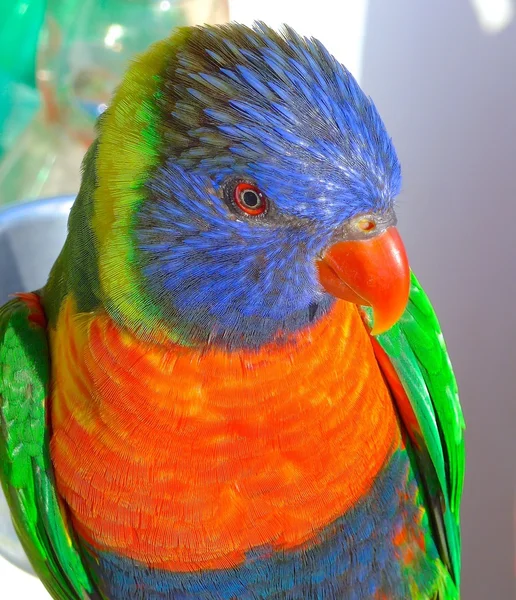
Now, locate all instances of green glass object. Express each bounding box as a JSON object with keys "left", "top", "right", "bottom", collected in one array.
[
  {"left": 0, "top": 0, "right": 229, "bottom": 206},
  {"left": 0, "top": 0, "right": 45, "bottom": 160}
]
